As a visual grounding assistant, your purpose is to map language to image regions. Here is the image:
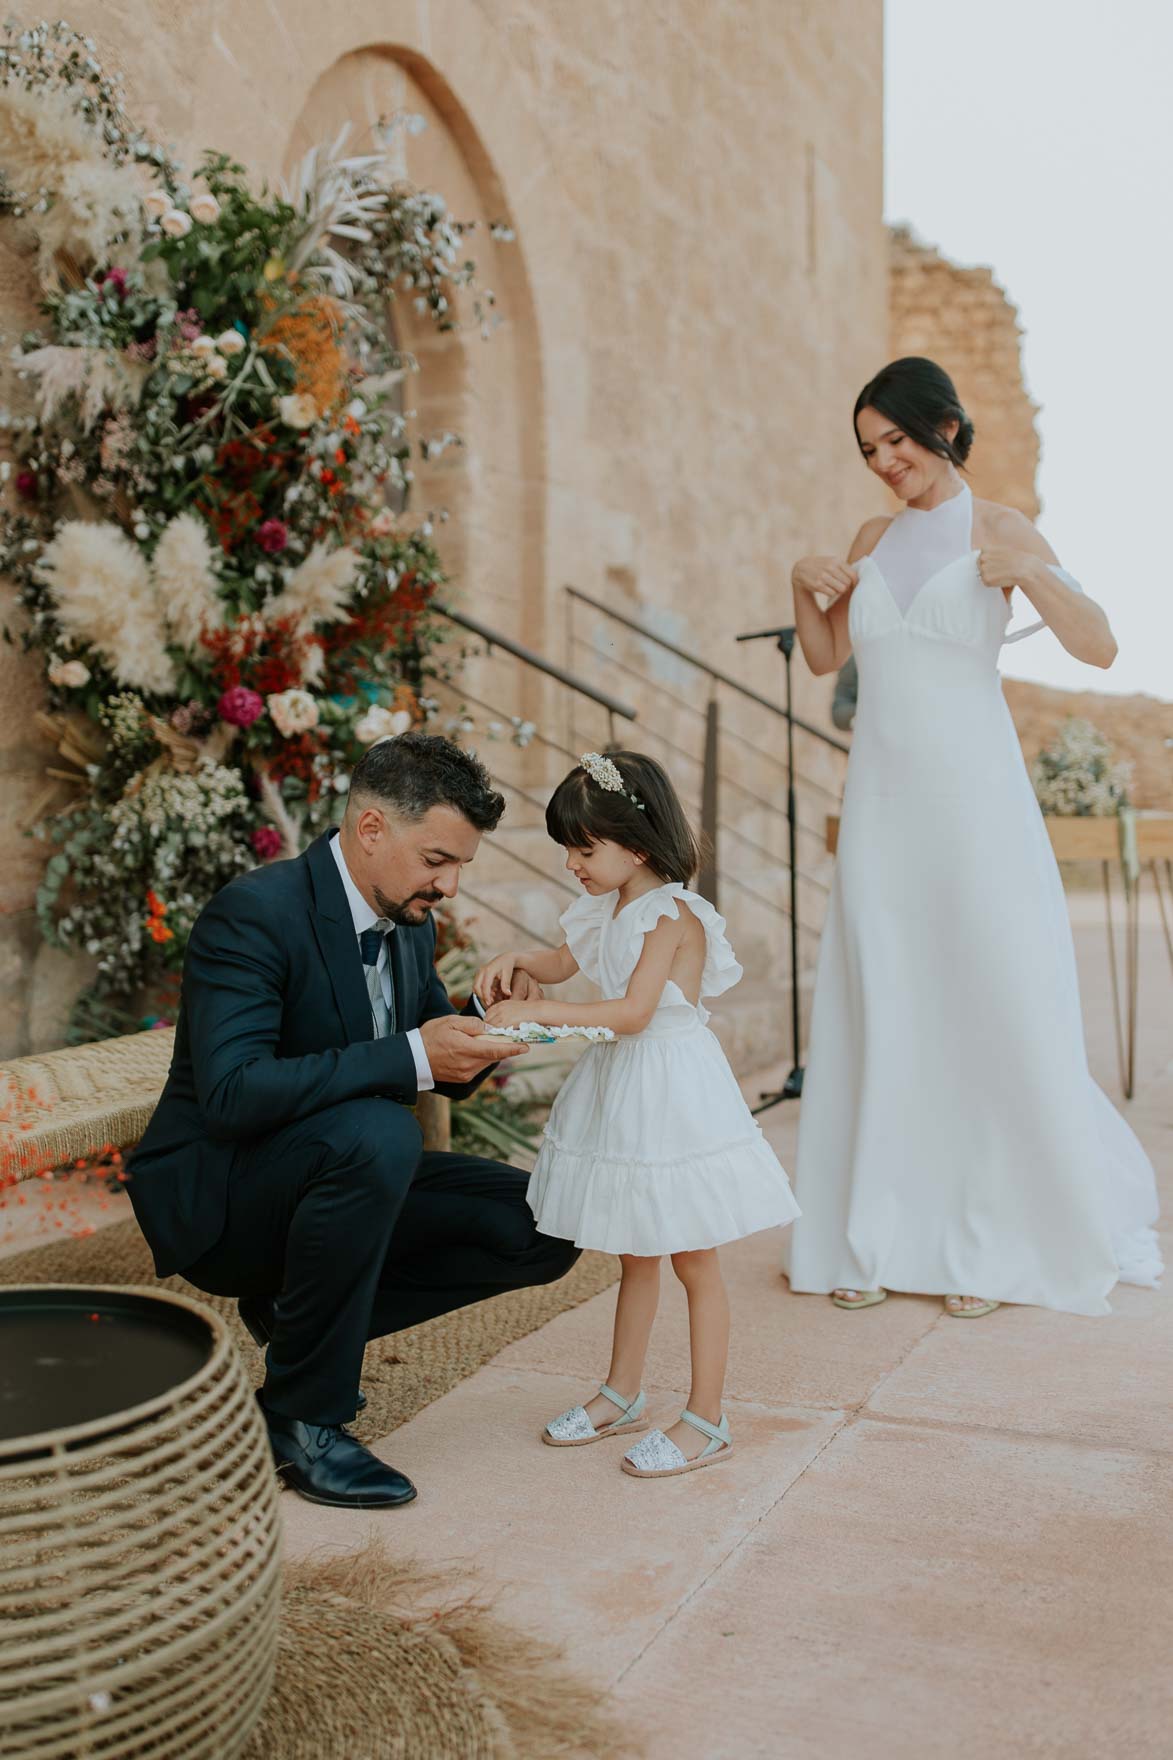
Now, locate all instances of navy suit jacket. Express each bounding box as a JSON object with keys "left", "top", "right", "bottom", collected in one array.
[{"left": 129, "top": 829, "right": 485, "bottom": 1276}]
